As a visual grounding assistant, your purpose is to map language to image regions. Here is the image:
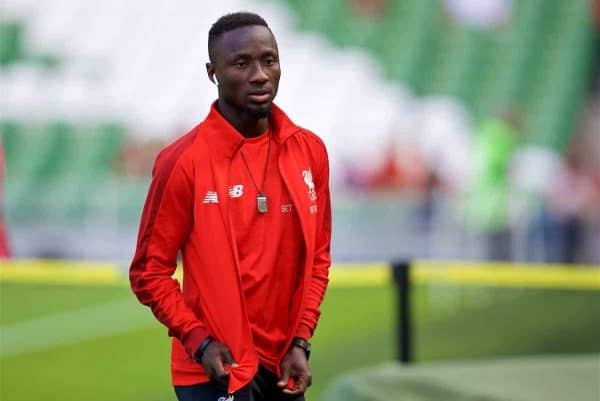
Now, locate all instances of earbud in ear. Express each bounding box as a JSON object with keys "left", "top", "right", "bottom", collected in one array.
[{"left": 214, "top": 75, "right": 220, "bottom": 86}]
